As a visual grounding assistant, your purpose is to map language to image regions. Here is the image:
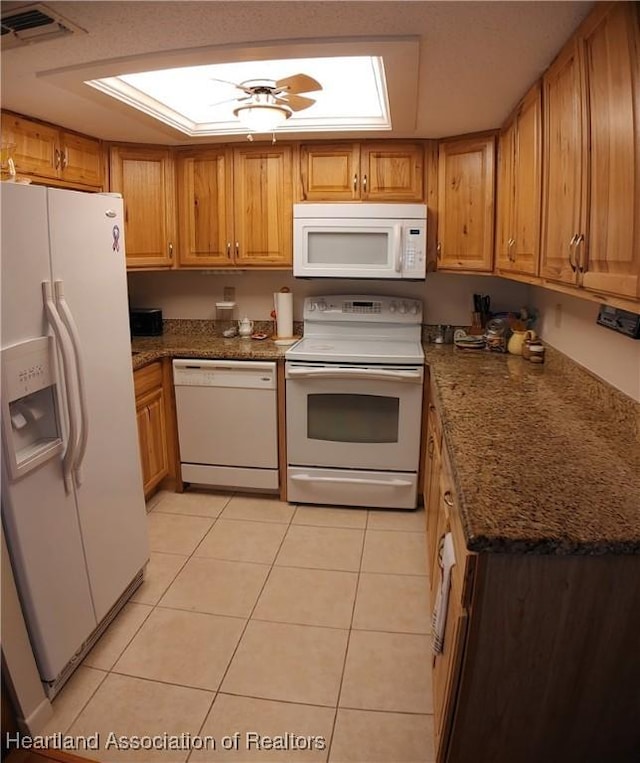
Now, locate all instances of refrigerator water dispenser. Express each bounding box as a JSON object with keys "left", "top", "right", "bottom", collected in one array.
[{"left": 1, "top": 336, "right": 64, "bottom": 480}]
